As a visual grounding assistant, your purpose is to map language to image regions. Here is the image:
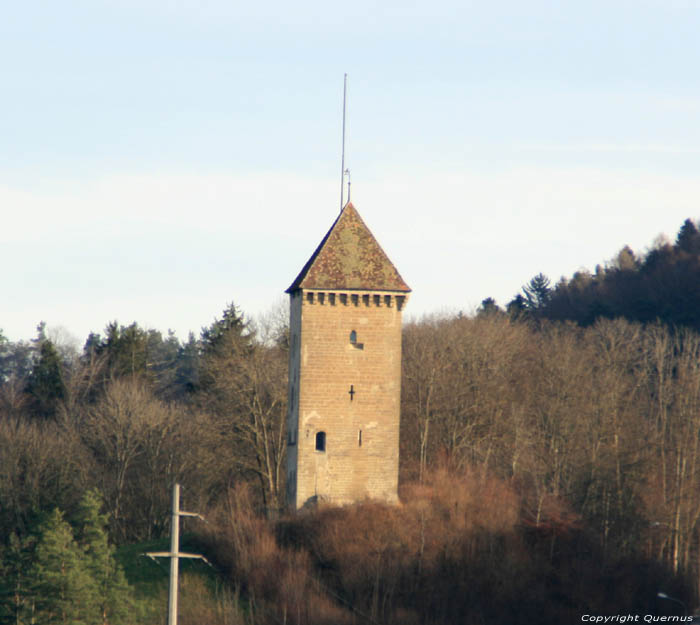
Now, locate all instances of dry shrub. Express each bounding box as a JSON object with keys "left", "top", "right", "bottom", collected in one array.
[
  {"left": 280, "top": 467, "right": 526, "bottom": 625},
  {"left": 201, "top": 483, "right": 281, "bottom": 591},
  {"left": 405, "top": 466, "right": 520, "bottom": 533},
  {"left": 199, "top": 482, "right": 354, "bottom": 625},
  {"left": 201, "top": 471, "right": 681, "bottom": 625},
  {"left": 300, "top": 502, "right": 412, "bottom": 618},
  {"left": 177, "top": 574, "right": 247, "bottom": 625}
]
